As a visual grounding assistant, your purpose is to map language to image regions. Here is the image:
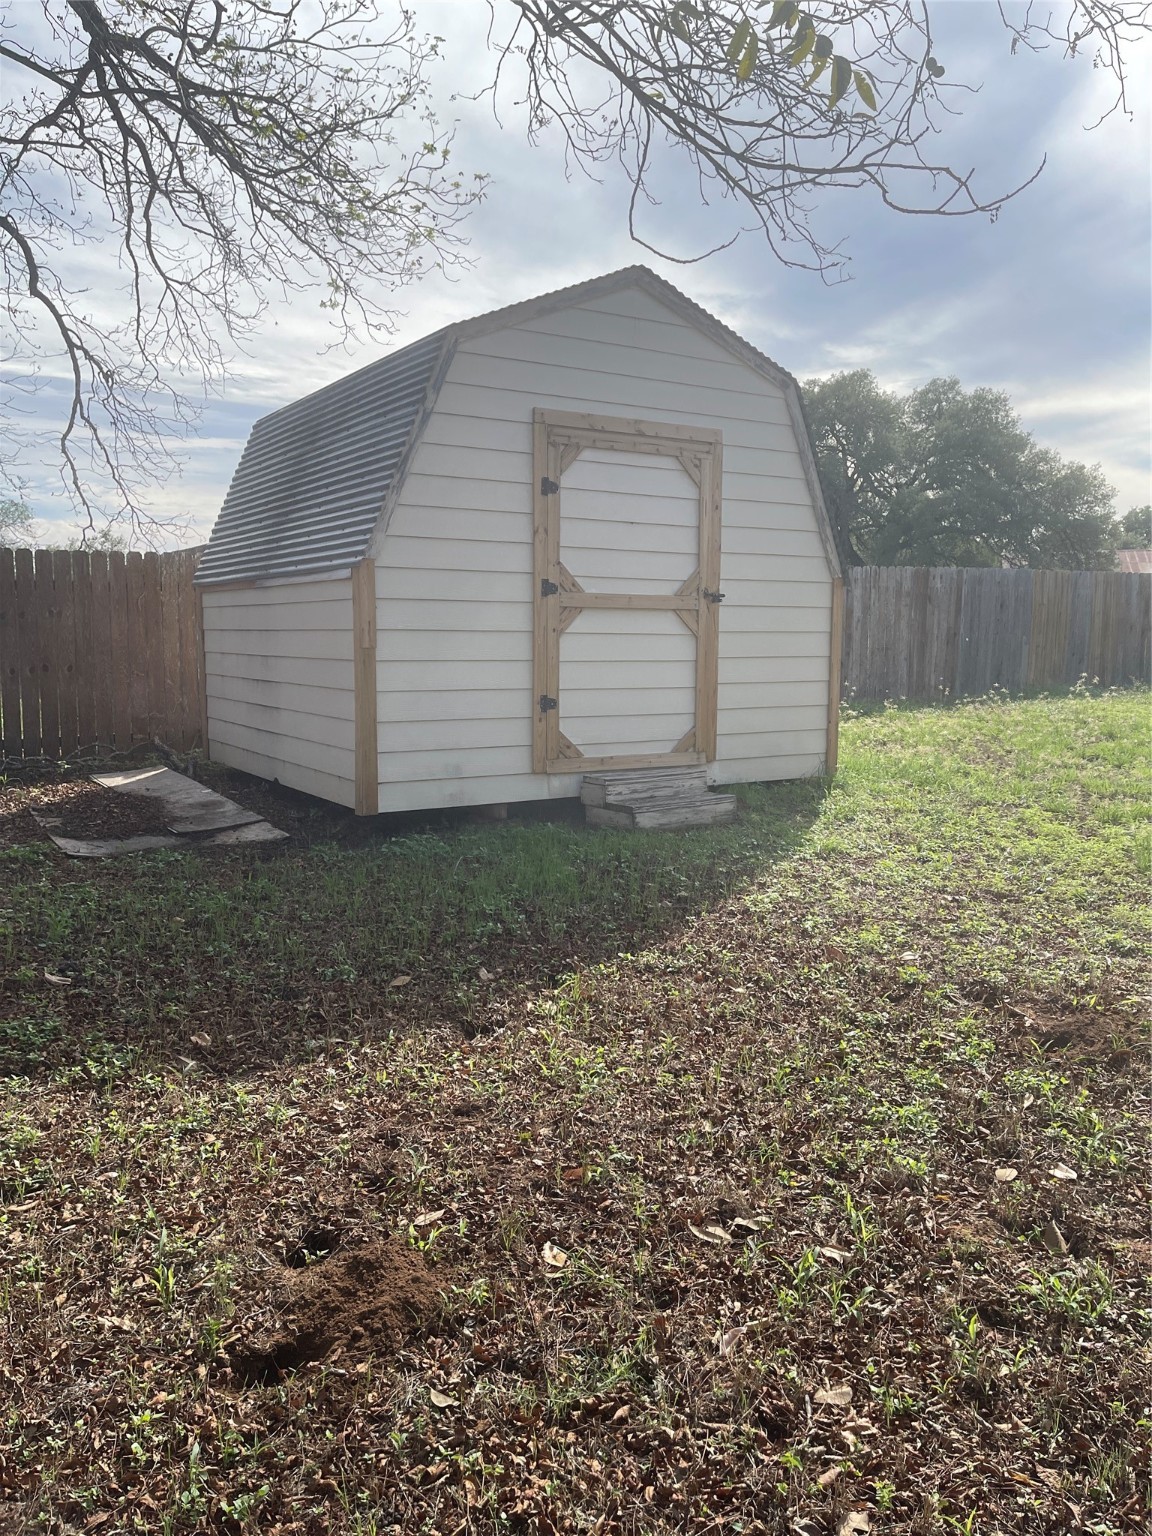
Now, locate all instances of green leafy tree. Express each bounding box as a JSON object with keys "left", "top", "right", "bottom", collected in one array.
[
  {"left": 804, "top": 370, "right": 1118, "bottom": 570},
  {"left": 1117, "top": 505, "right": 1152, "bottom": 547},
  {"left": 0, "top": 497, "right": 36, "bottom": 547}
]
